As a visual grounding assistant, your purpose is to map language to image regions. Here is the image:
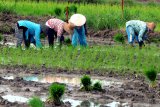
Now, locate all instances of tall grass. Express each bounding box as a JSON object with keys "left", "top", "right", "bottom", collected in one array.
[
  {"left": 0, "top": 1, "right": 160, "bottom": 30},
  {"left": 0, "top": 45, "right": 160, "bottom": 73}
]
